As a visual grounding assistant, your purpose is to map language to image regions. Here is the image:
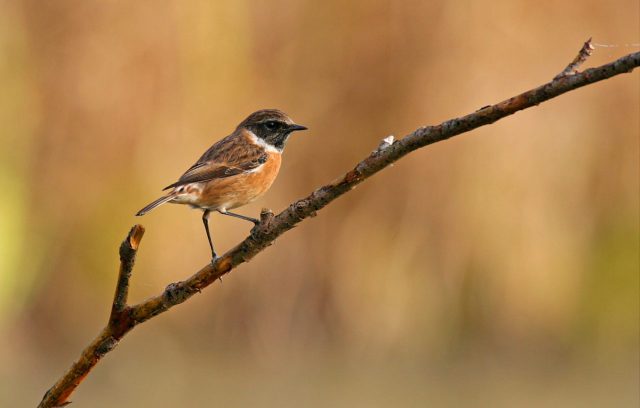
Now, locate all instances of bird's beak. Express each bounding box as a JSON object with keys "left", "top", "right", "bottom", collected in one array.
[{"left": 289, "top": 124, "right": 308, "bottom": 132}]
